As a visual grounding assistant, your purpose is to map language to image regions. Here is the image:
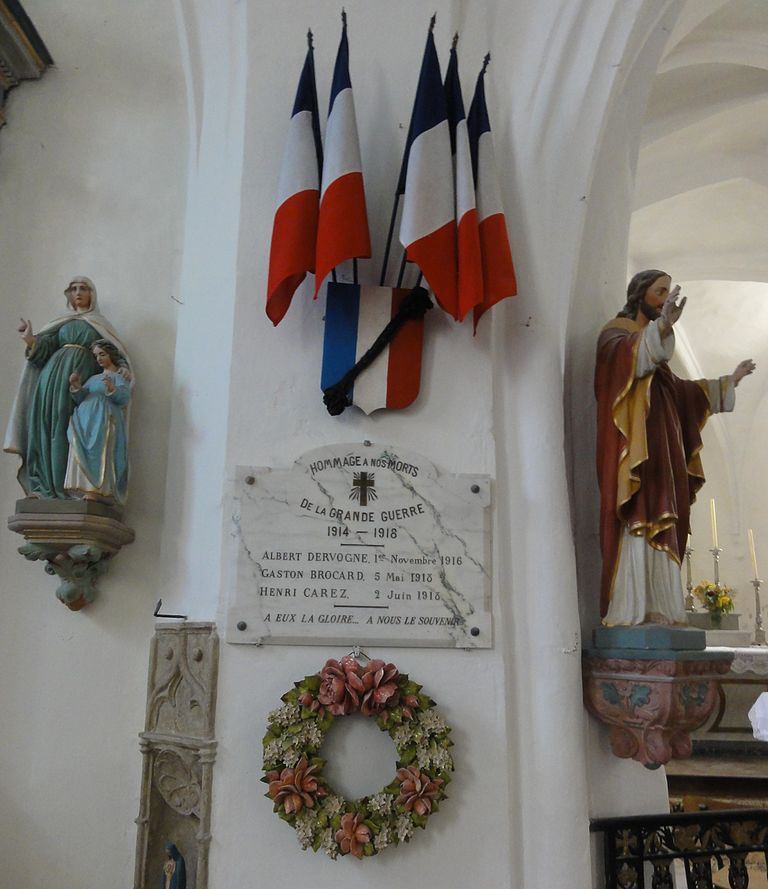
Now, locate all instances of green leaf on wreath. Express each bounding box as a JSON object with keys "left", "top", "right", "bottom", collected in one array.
[
  {"left": 399, "top": 746, "right": 416, "bottom": 765},
  {"left": 331, "top": 815, "right": 342, "bottom": 830},
  {"left": 312, "top": 836, "right": 323, "bottom": 853},
  {"left": 318, "top": 712, "right": 335, "bottom": 733}
]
